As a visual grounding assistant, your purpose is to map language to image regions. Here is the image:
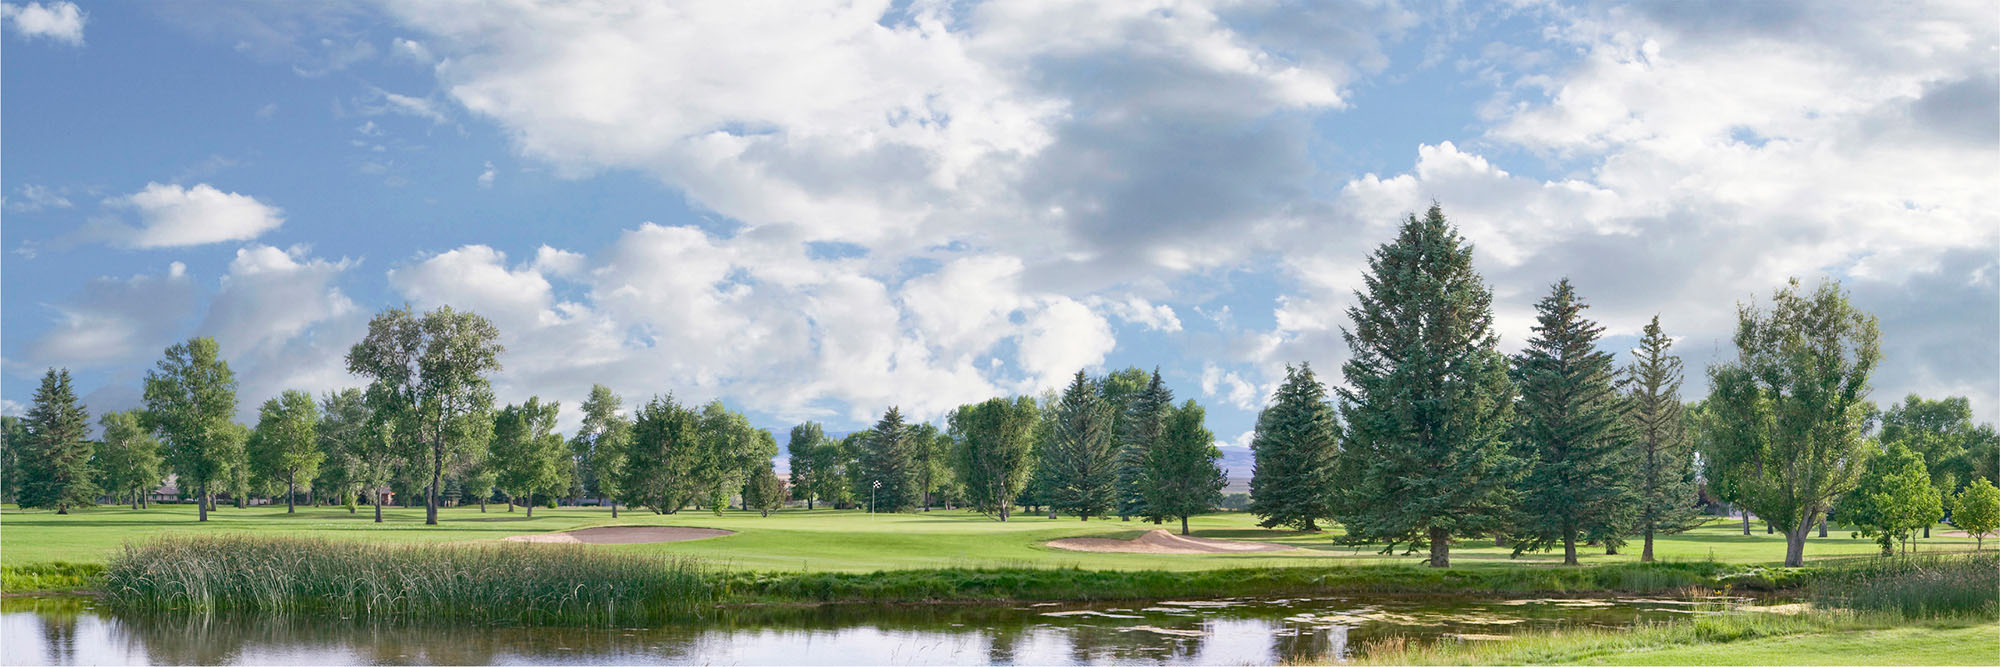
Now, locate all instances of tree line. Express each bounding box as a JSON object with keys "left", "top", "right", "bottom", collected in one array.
[{"left": 5, "top": 204, "right": 1996, "bottom": 565}]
